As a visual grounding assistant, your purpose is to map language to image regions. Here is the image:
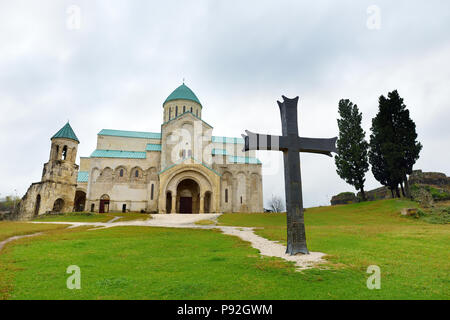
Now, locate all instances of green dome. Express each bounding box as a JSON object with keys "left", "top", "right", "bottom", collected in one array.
[
  {"left": 163, "top": 83, "right": 202, "bottom": 107},
  {"left": 51, "top": 122, "right": 79, "bottom": 143}
]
